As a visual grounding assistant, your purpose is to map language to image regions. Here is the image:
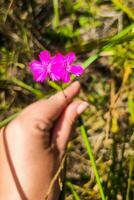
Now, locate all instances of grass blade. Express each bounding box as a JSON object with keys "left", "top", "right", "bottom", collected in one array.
[
  {"left": 111, "top": 0, "right": 134, "bottom": 20},
  {"left": 12, "top": 77, "right": 44, "bottom": 99},
  {"left": 82, "top": 23, "right": 134, "bottom": 68},
  {"left": 66, "top": 181, "right": 81, "bottom": 200},
  {"left": 53, "top": 0, "right": 60, "bottom": 29},
  {"left": 83, "top": 53, "right": 99, "bottom": 68},
  {"left": 108, "top": 23, "right": 134, "bottom": 43},
  {"left": 0, "top": 113, "right": 18, "bottom": 128},
  {"left": 80, "top": 124, "right": 106, "bottom": 200}
]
